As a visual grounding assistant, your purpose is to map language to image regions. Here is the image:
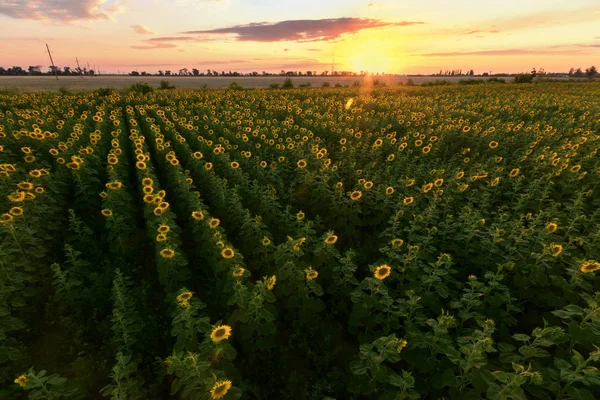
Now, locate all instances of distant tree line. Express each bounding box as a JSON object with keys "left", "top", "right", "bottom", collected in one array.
[
  {"left": 568, "top": 66, "right": 598, "bottom": 78},
  {"left": 0, "top": 65, "right": 95, "bottom": 76}
]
